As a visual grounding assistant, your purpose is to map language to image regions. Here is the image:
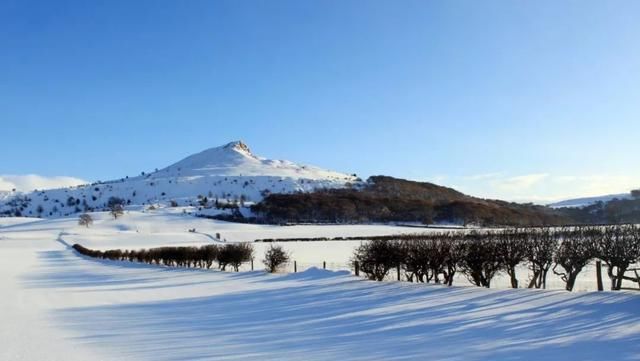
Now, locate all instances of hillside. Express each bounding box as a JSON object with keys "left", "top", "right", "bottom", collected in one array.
[
  {"left": 0, "top": 141, "right": 358, "bottom": 218},
  {"left": 0, "top": 142, "right": 572, "bottom": 226},
  {"left": 554, "top": 197, "right": 640, "bottom": 224},
  {"left": 252, "top": 176, "right": 568, "bottom": 226},
  {"left": 549, "top": 193, "right": 633, "bottom": 208},
  {"left": 5, "top": 141, "right": 631, "bottom": 226}
]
